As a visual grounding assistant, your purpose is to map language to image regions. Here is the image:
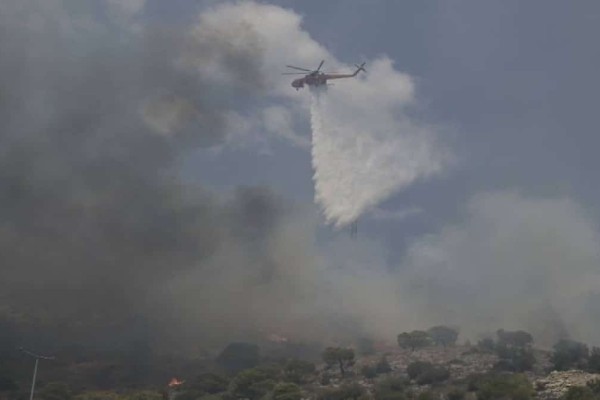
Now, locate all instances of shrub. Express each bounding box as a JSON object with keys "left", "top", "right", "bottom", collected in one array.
[
  {"left": 318, "top": 384, "right": 364, "bottom": 400},
  {"left": 373, "top": 377, "right": 410, "bottom": 400},
  {"left": 407, "top": 361, "right": 433, "bottom": 380},
  {"left": 189, "top": 373, "right": 229, "bottom": 394},
  {"left": 375, "top": 358, "right": 392, "bottom": 374},
  {"left": 38, "top": 383, "right": 72, "bottom": 400},
  {"left": 361, "top": 365, "right": 377, "bottom": 379},
  {"left": 75, "top": 392, "right": 121, "bottom": 400},
  {"left": 271, "top": 382, "right": 302, "bottom": 400},
  {"left": 496, "top": 329, "right": 533, "bottom": 348},
  {"left": 477, "top": 373, "right": 534, "bottom": 400},
  {"left": 229, "top": 367, "right": 278, "bottom": 400},
  {"left": 397, "top": 331, "right": 431, "bottom": 351},
  {"left": 551, "top": 339, "right": 589, "bottom": 371},
  {"left": 415, "top": 367, "right": 449, "bottom": 385},
  {"left": 493, "top": 345, "right": 535, "bottom": 372},
  {"left": 406, "top": 361, "right": 449, "bottom": 385},
  {"left": 416, "top": 391, "right": 436, "bottom": 400},
  {"left": 477, "top": 338, "right": 495, "bottom": 352},
  {"left": 587, "top": 379, "right": 600, "bottom": 394},
  {"left": 447, "top": 388, "right": 465, "bottom": 400},
  {"left": 122, "top": 391, "right": 163, "bottom": 400},
  {"left": 283, "top": 359, "right": 316, "bottom": 384},
  {"left": 561, "top": 386, "right": 596, "bottom": 400},
  {"left": 588, "top": 348, "right": 600, "bottom": 373}
]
